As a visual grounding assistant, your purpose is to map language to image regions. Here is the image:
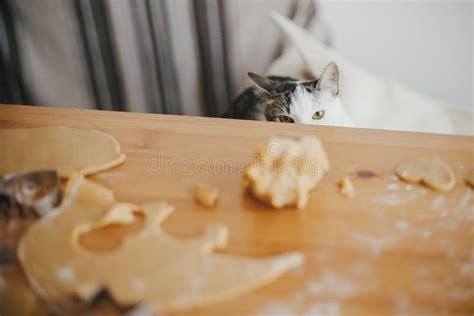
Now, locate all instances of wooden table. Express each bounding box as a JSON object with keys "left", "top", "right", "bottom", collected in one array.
[{"left": 0, "top": 104, "right": 473, "bottom": 315}]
